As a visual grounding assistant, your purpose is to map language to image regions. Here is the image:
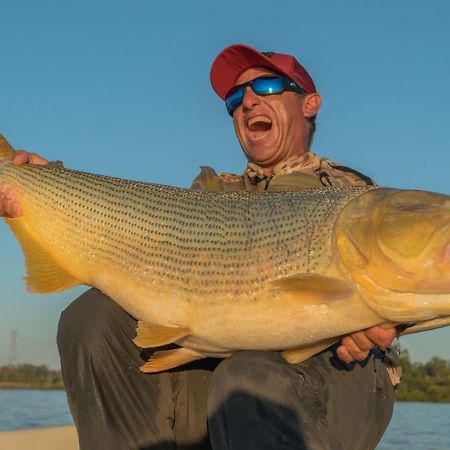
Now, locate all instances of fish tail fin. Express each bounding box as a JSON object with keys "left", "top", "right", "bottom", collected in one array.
[
  {"left": 5, "top": 217, "right": 81, "bottom": 292},
  {"left": 0, "top": 133, "right": 15, "bottom": 159}
]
